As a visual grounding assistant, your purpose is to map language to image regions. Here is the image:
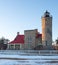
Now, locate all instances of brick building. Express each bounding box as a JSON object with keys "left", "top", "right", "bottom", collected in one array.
[
  {"left": 8, "top": 29, "right": 42, "bottom": 50},
  {"left": 8, "top": 11, "right": 53, "bottom": 50},
  {"left": 21, "top": 29, "right": 42, "bottom": 50}
]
